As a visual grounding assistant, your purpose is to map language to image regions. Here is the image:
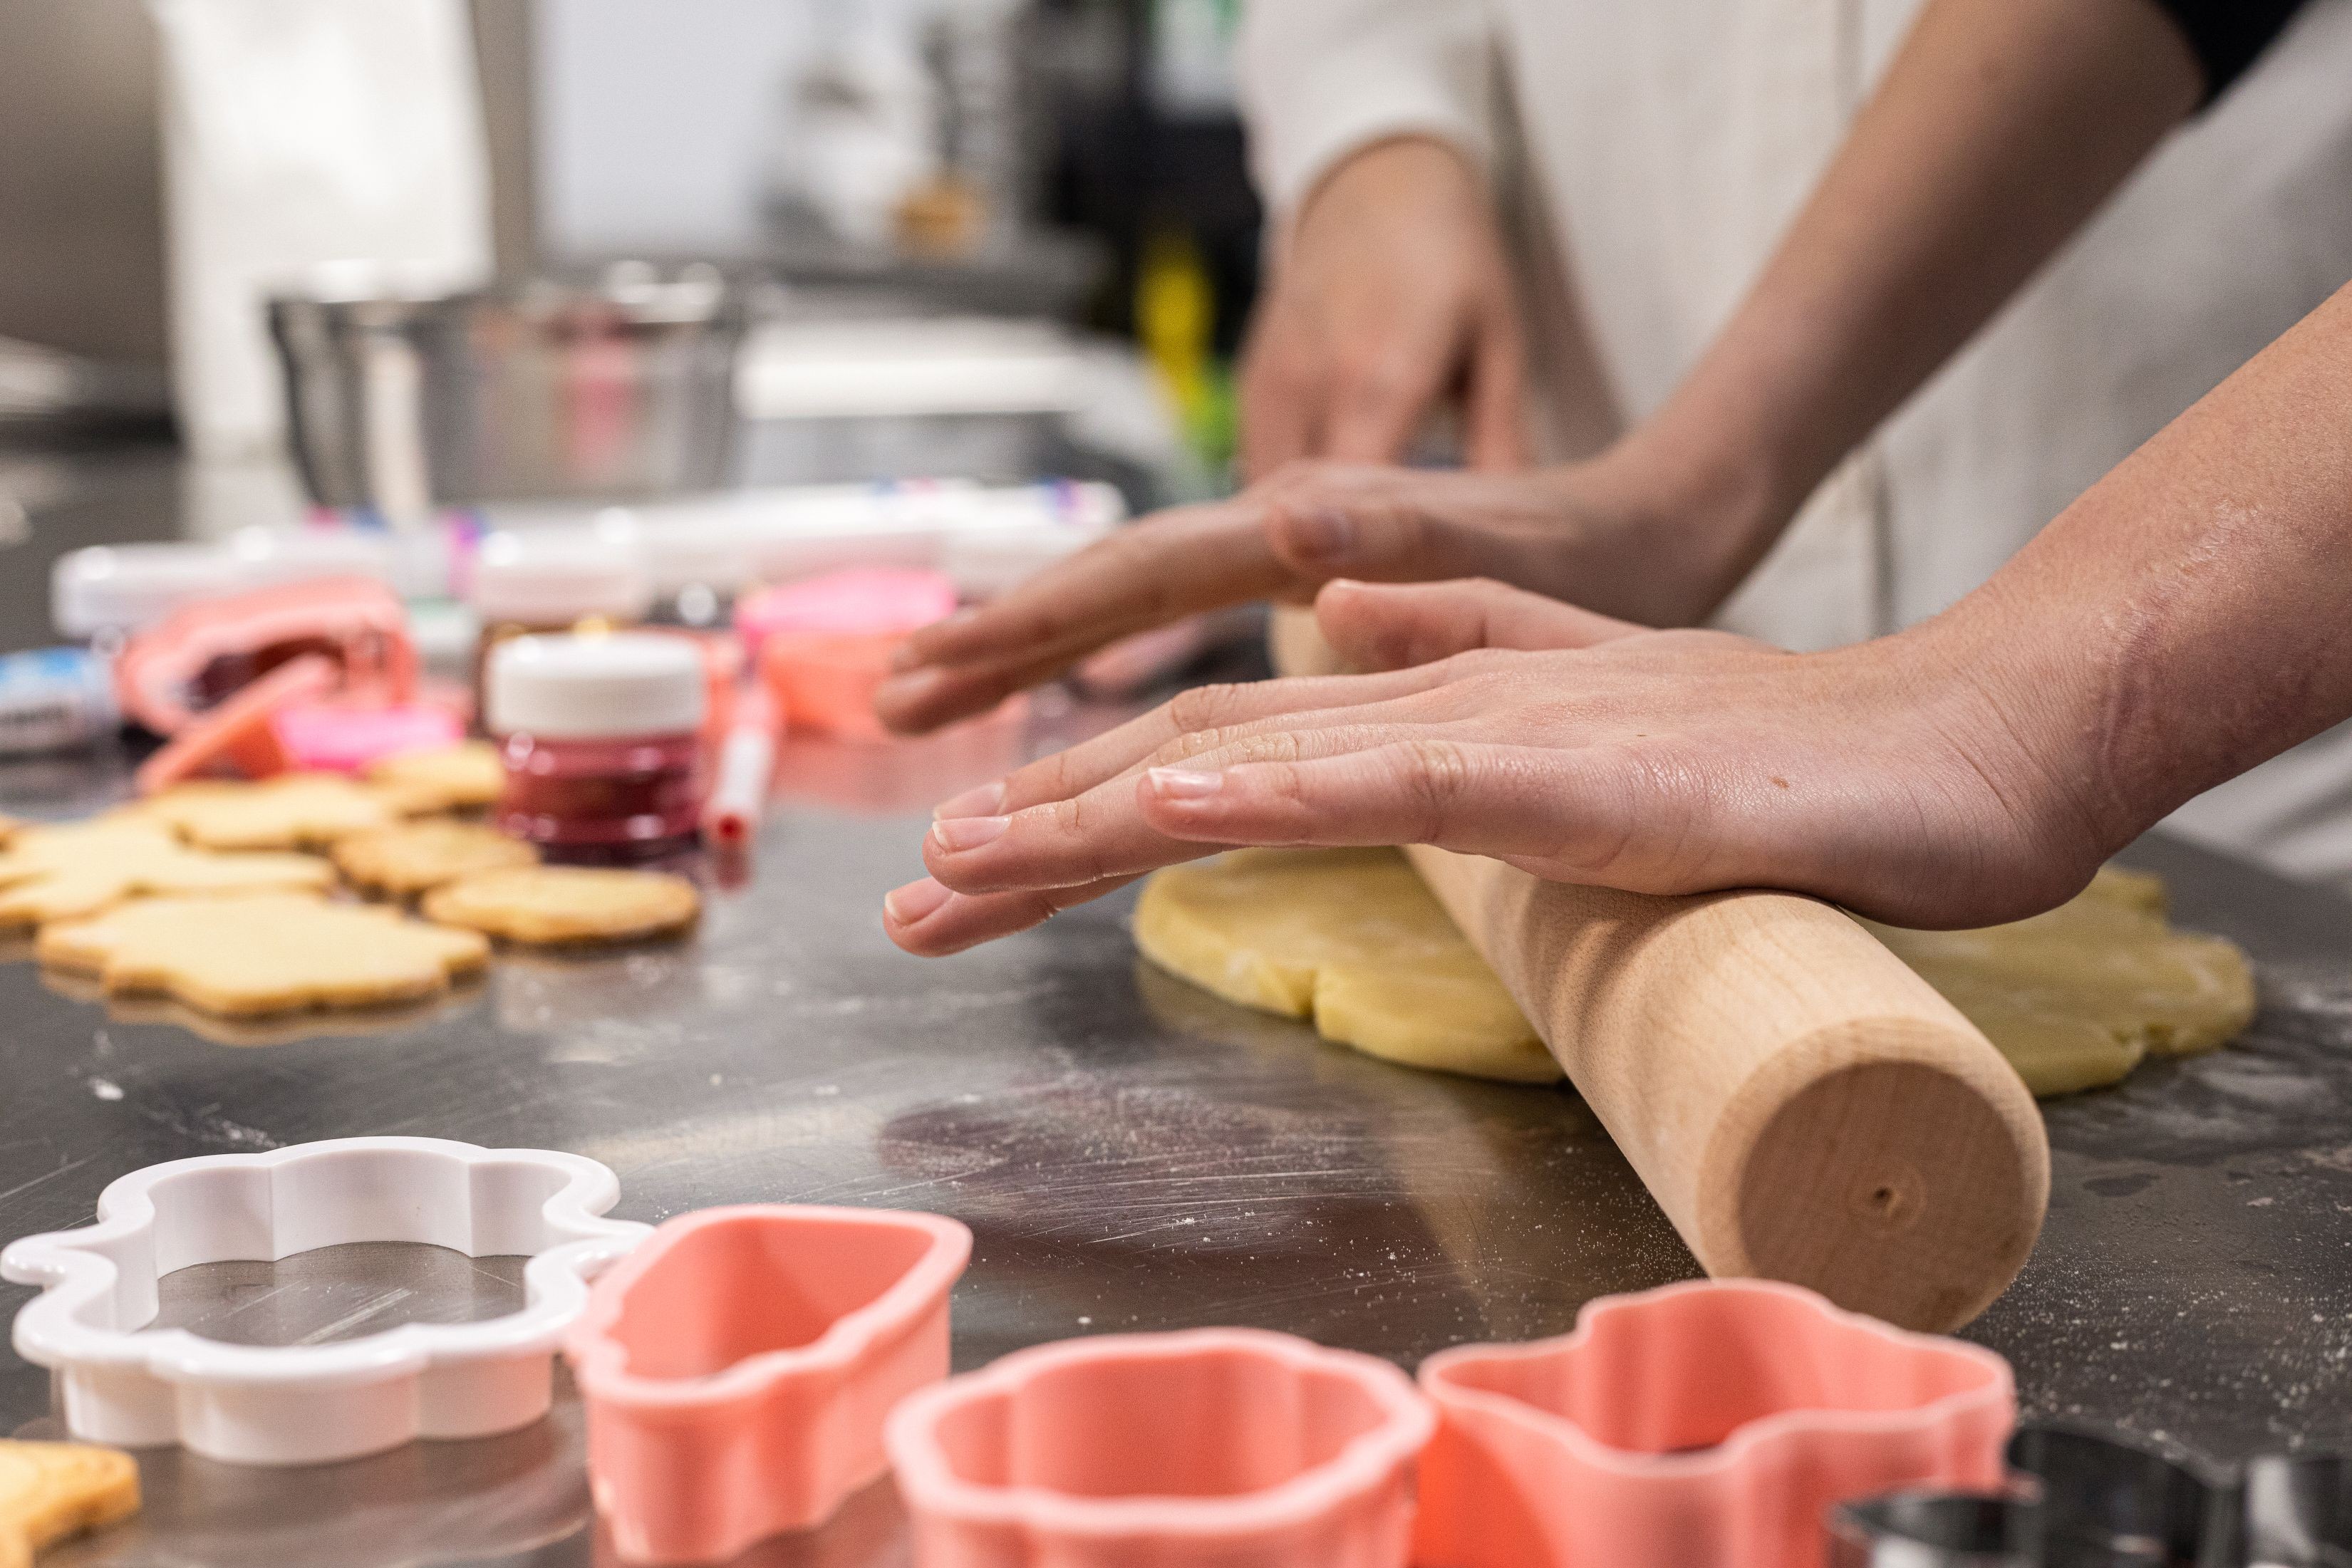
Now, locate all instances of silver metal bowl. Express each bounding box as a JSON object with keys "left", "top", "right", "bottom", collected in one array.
[{"left": 269, "top": 262, "right": 752, "bottom": 514}]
